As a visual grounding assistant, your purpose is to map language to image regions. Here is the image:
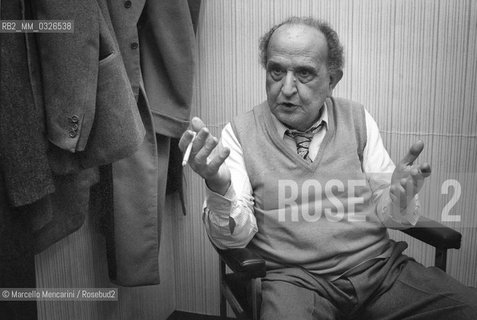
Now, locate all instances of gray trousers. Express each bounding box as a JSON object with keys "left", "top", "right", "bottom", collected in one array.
[{"left": 260, "top": 241, "right": 477, "bottom": 320}]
